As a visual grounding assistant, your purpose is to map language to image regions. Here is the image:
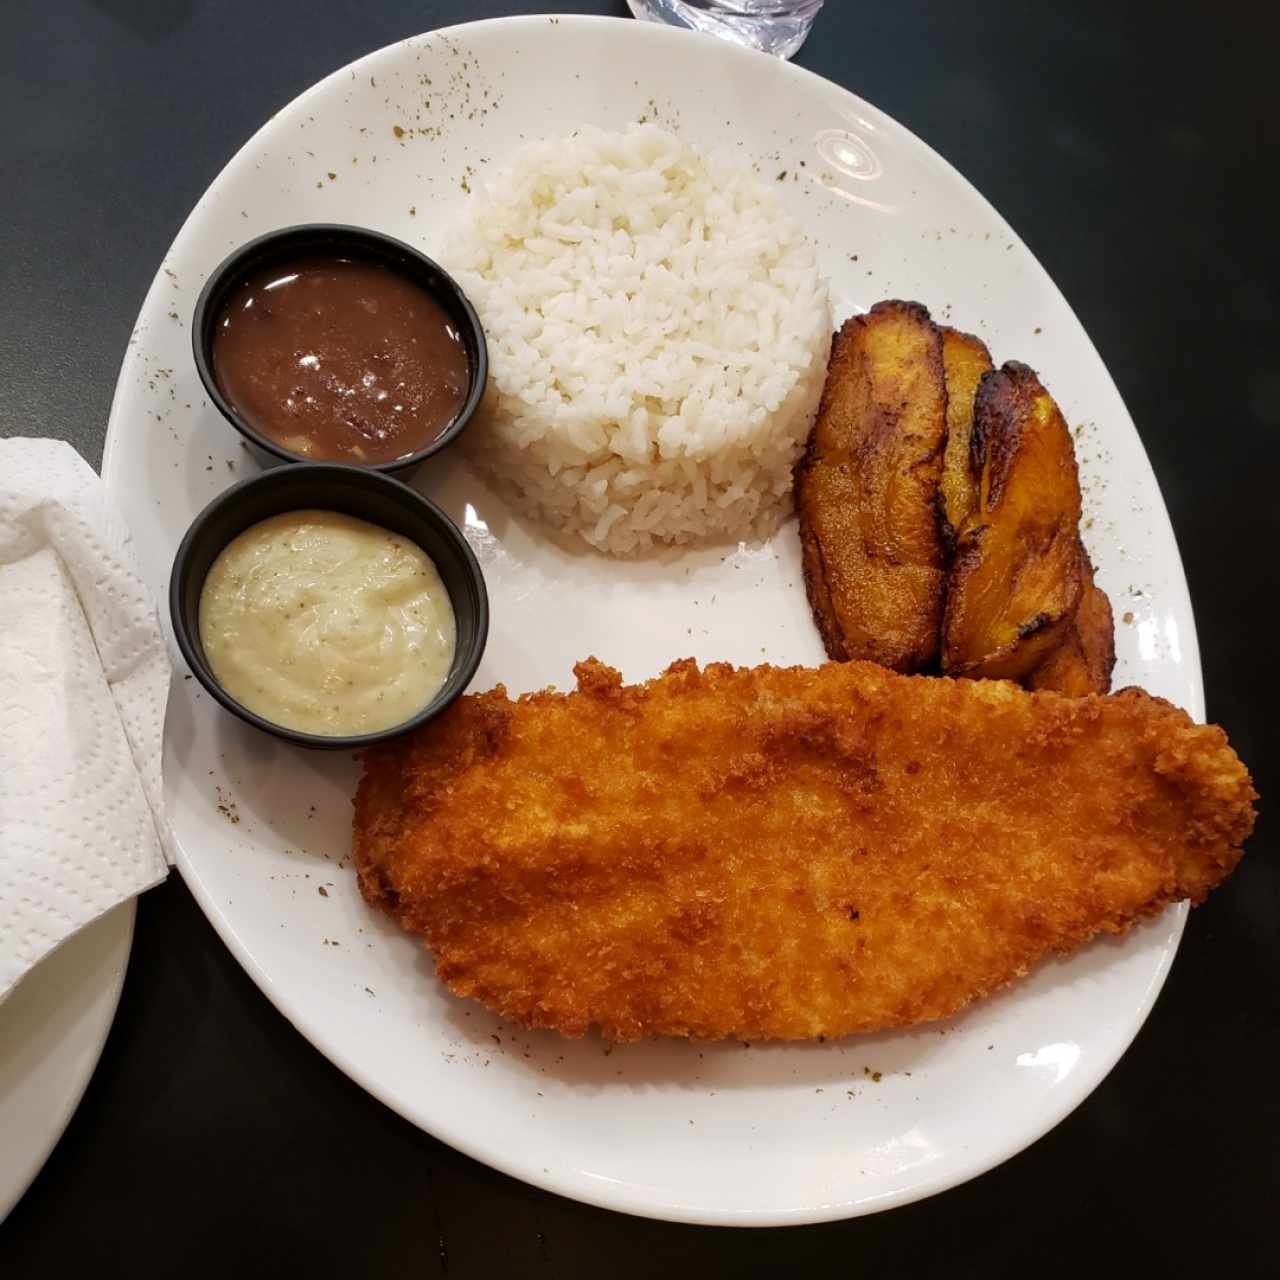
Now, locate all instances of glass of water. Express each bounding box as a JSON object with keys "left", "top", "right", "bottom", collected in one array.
[{"left": 626, "top": 0, "right": 825, "bottom": 60}]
